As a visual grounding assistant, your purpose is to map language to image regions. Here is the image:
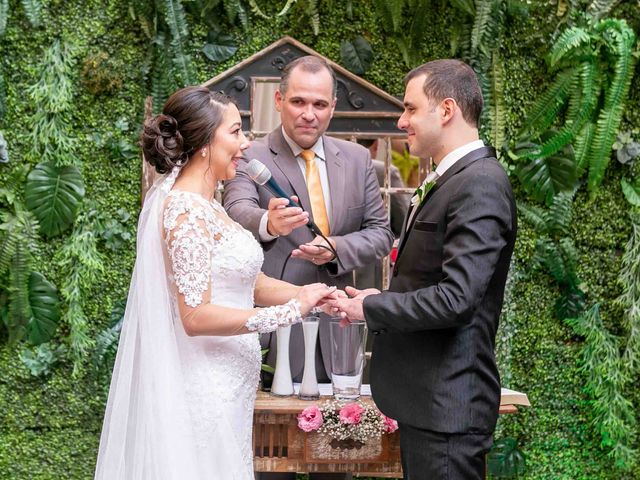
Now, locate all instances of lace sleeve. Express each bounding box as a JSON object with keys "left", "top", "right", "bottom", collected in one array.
[
  {"left": 245, "top": 299, "right": 302, "bottom": 334},
  {"left": 164, "top": 195, "right": 217, "bottom": 308}
]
